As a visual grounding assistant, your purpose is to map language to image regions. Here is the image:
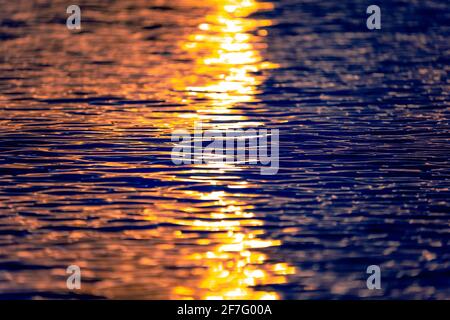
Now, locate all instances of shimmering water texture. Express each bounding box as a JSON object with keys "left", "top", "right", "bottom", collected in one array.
[{"left": 0, "top": 0, "right": 449, "bottom": 299}]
